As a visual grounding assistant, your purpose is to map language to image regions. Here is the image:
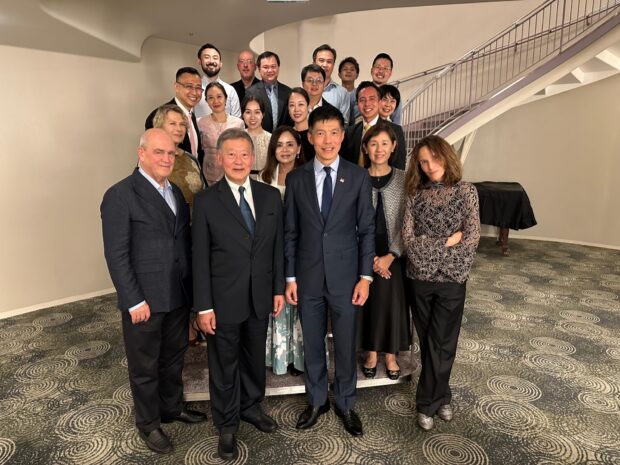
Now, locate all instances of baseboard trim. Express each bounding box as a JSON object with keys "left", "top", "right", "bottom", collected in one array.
[
  {"left": 1, "top": 288, "right": 115, "bottom": 319},
  {"left": 480, "top": 231, "right": 620, "bottom": 250}
]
